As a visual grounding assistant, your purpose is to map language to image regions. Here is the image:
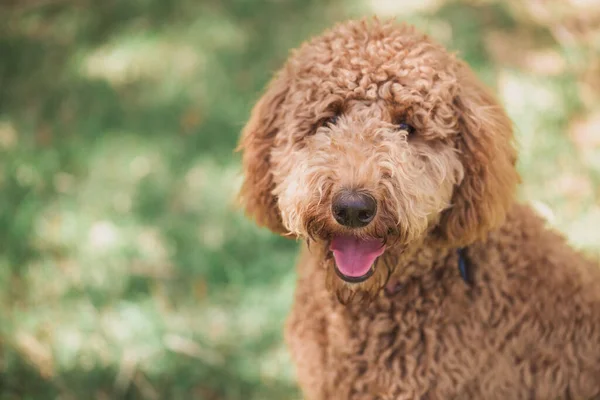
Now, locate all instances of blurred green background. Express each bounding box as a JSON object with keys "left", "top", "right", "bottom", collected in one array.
[{"left": 0, "top": 0, "right": 599, "bottom": 398}]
